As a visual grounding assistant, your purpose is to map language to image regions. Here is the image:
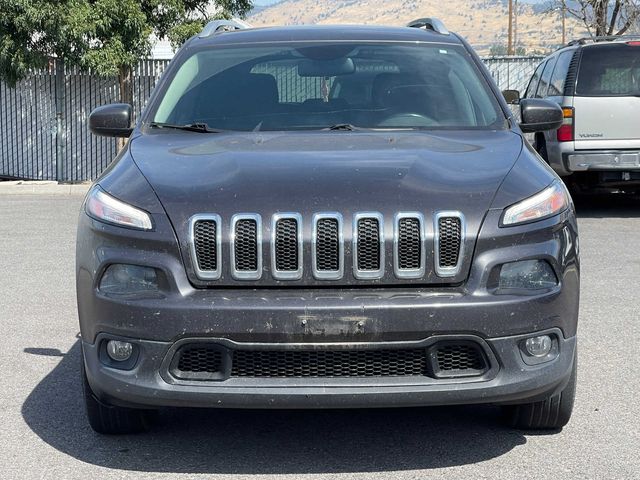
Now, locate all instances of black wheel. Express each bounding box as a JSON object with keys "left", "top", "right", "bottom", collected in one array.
[
  {"left": 81, "top": 359, "right": 155, "bottom": 434},
  {"left": 503, "top": 349, "right": 577, "bottom": 430}
]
